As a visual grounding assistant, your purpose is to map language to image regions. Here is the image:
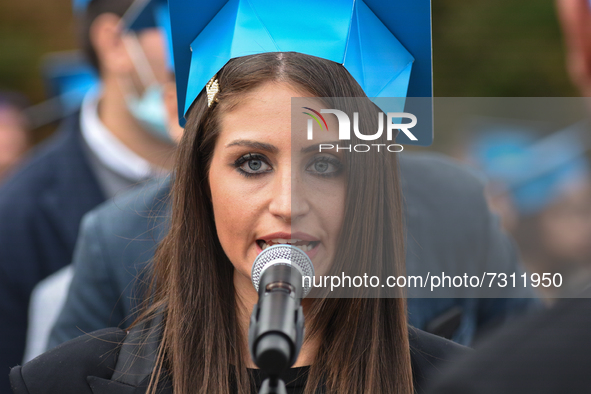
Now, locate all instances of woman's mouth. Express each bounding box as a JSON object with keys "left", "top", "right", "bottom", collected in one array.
[{"left": 256, "top": 239, "right": 320, "bottom": 253}]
